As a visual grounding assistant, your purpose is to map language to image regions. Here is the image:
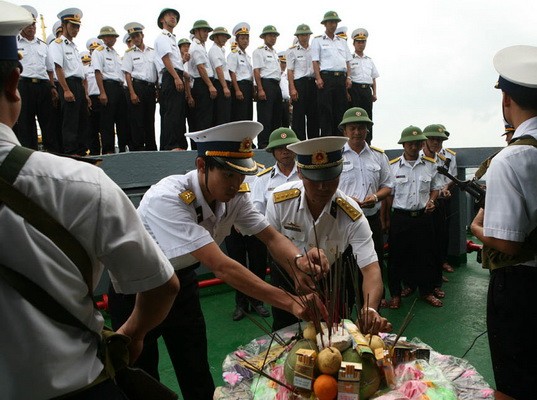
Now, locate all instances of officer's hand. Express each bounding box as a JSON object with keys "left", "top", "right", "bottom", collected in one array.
[
  {"left": 290, "top": 88, "right": 298, "bottom": 102},
  {"left": 209, "top": 85, "right": 217, "bottom": 99},
  {"left": 130, "top": 93, "right": 140, "bottom": 104},
  {"left": 223, "top": 86, "right": 231, "bottom": 98},
  {"left": 440, "top": 187, "right": 451, "bottom": 198},
  {"left": 359, "top": 307, "right": 392, "bottom": 334},
  {"left": 64, "top": 89, "right": 75, "bottom": 102},
  {"left": 99, "top": 92, "right": 108, "bottom": 106},
  {"left": 235, "top": 90, "right": 244, "bottom": 100},
  {"left": 291, "top": 292, "right": 329, "bottom": 323},
  {"left": 359, "top": 194, "right": 377, "bottom": 209},
  {"left": 174, "top": 77, "right": 184, "bottom": 92},
  {"left": 187, "top": 95, "right": 195, "bottom": 108},
  {"left": 315, "top": 78, "right": 324, "bottom": 89},
  {"left": 257, "top": 88, "right": 267, "bottom": 101},
  {"left": 116, "top": 325, "right": 144, "bottom": 364},
  {"left": 297, "top": 248, "right": 330, "bottom": 278},
  {"left": 372, "top": 94, "right": 378, "bottom": 102}
]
